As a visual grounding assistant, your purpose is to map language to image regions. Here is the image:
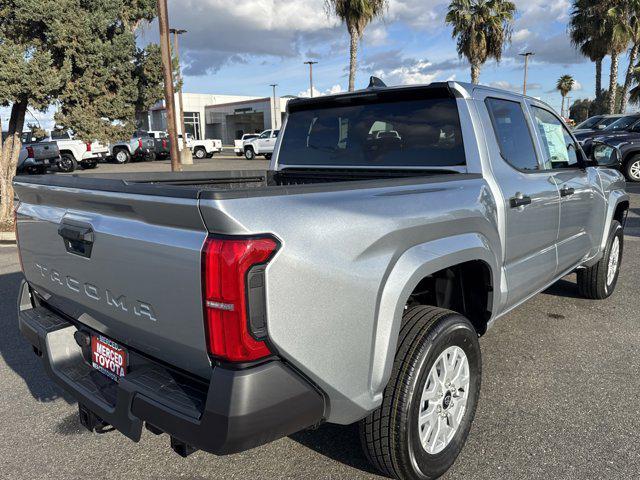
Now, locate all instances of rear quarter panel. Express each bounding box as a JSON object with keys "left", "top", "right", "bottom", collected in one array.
[{"left": 199, "top": 175, "right": 500, "bottom": 423}]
